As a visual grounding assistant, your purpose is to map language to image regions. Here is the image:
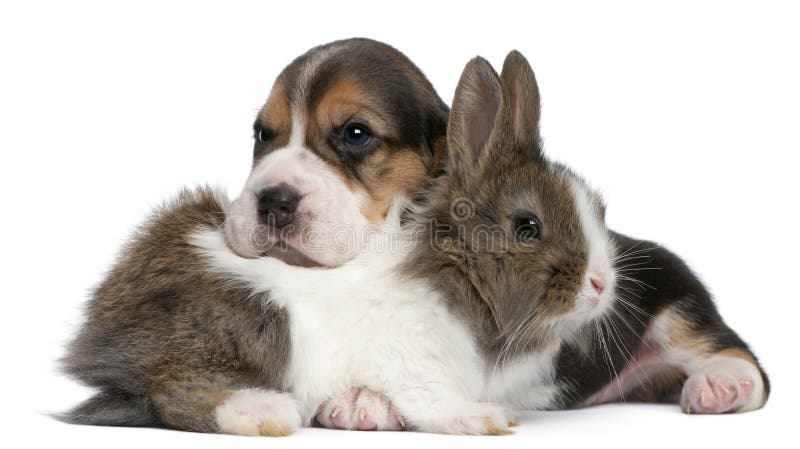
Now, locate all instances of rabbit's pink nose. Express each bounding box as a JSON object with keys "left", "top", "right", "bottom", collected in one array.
[{"left": 590, "top": 276, "right": 605, "bottom": 295}]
